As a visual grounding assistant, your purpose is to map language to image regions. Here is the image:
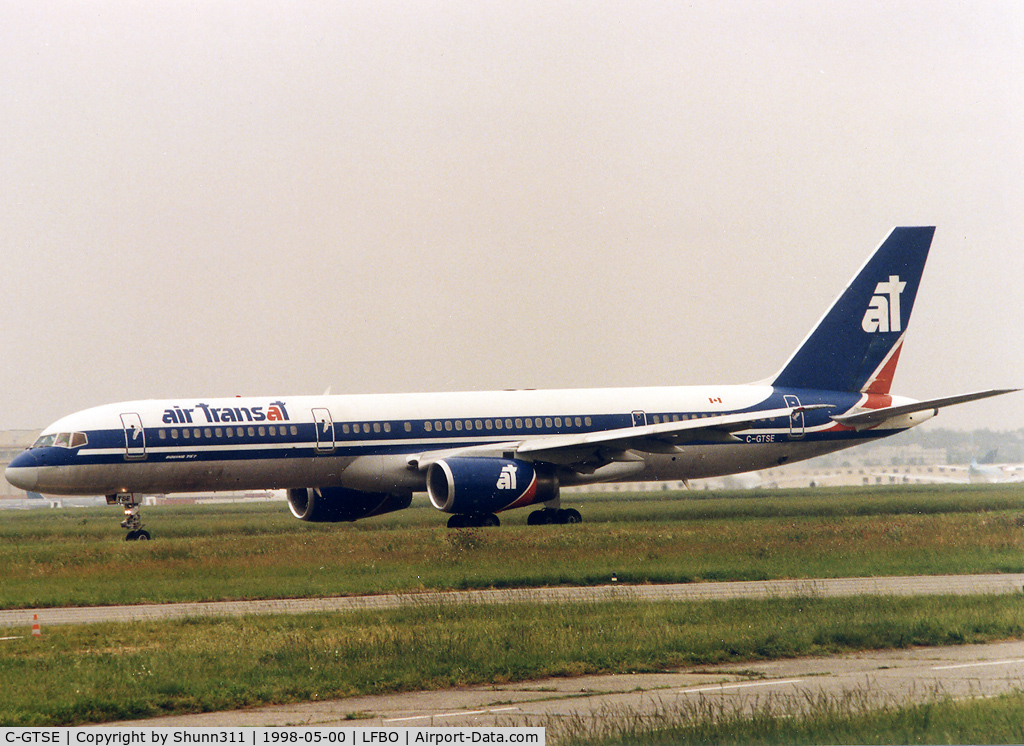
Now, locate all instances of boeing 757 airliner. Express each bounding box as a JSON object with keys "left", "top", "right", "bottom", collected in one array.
[{"left": 5, "top": 227, "right": 1017, "bottom": 539}]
